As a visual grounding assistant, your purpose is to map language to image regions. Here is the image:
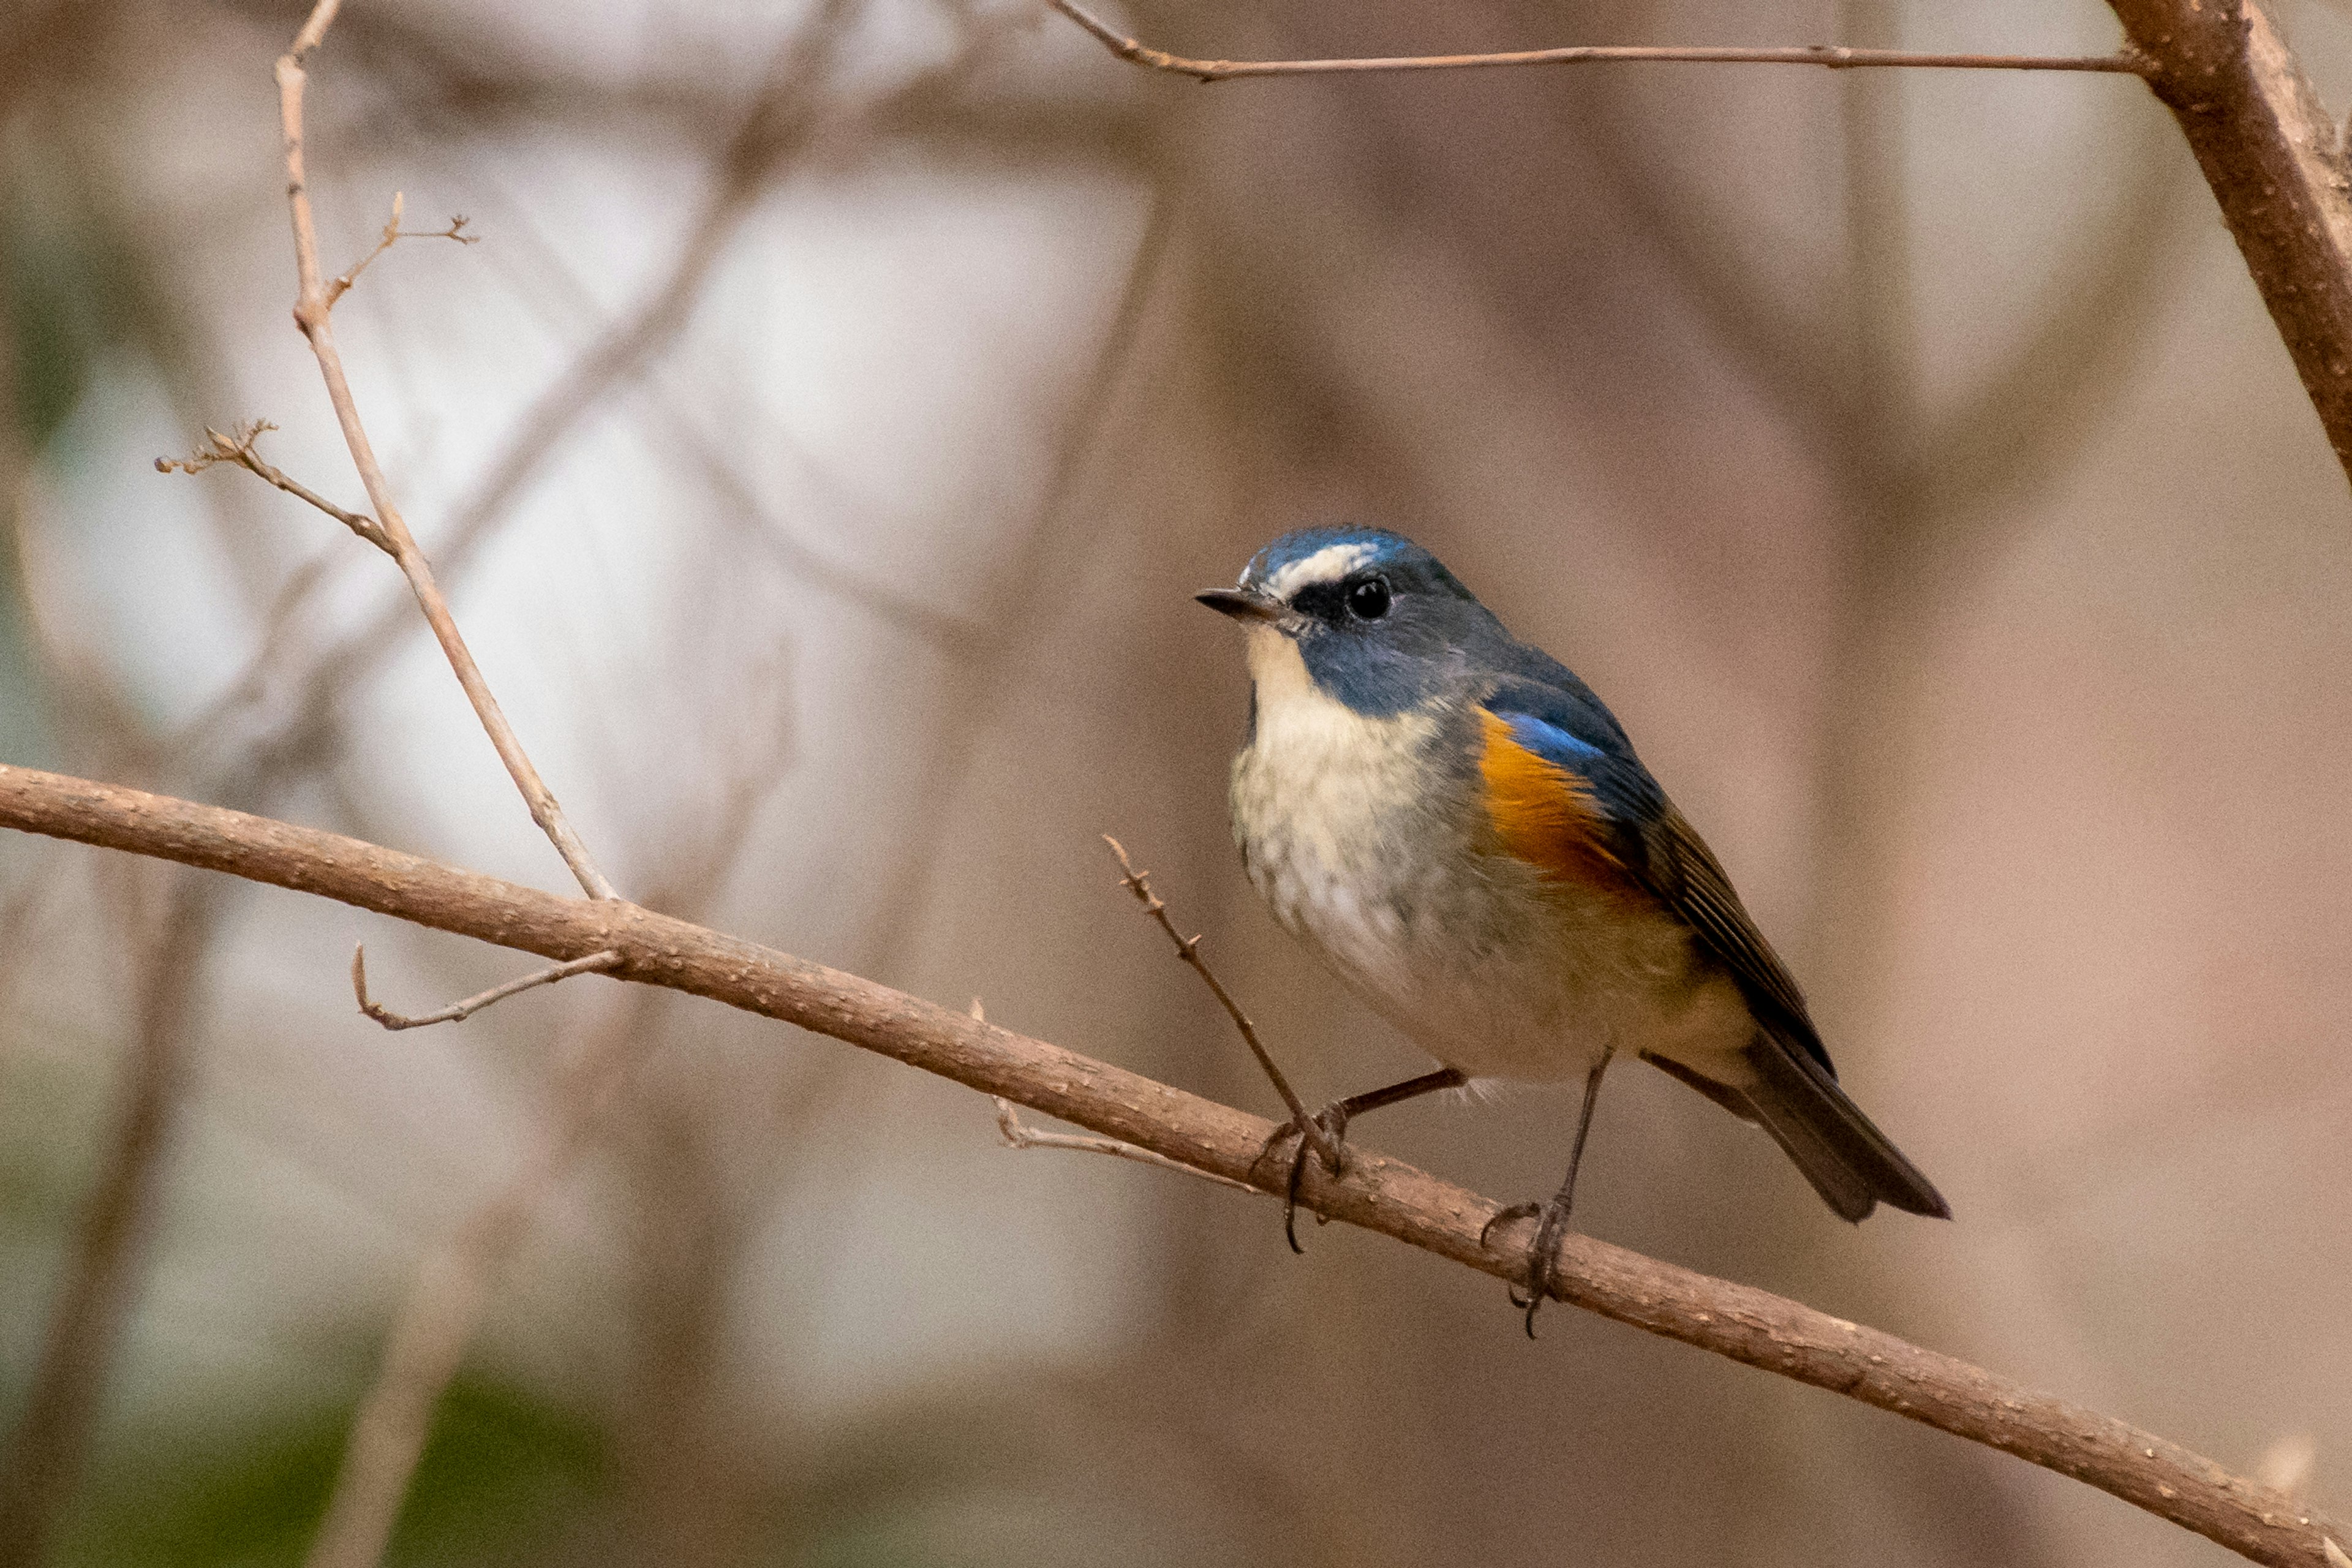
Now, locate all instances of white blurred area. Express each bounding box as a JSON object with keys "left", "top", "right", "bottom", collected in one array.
[{"left": 1, "top": 0, "right": 2348, "bottom": 1563}]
